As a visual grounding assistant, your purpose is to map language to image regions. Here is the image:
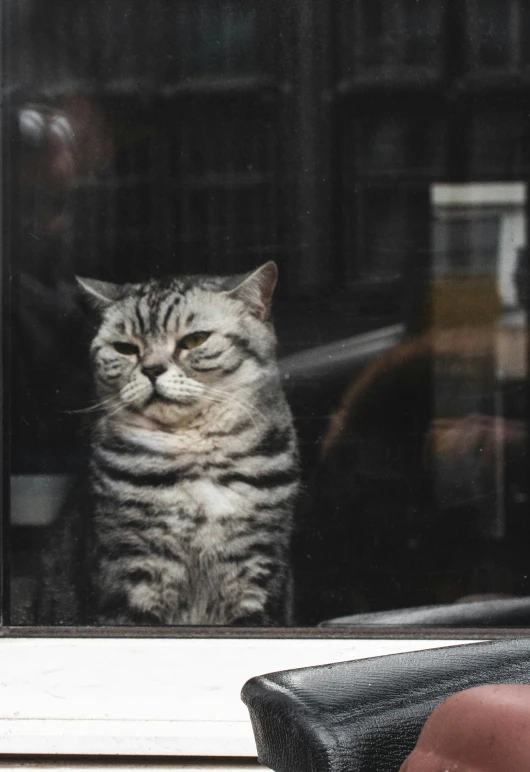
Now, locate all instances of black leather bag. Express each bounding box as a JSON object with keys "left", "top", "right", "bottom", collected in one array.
[
  {"left": 241, "top": 639, "right": 530, "bottom": 772},
  {"left": 321, "top": 596, "right": 530, "bottom": 626}
]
